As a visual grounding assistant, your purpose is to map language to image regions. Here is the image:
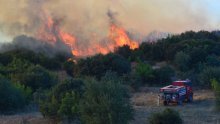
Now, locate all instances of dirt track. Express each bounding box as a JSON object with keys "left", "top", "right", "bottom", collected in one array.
[{"left": 130, "top": 87, "right": 220, "bottom": 124}]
